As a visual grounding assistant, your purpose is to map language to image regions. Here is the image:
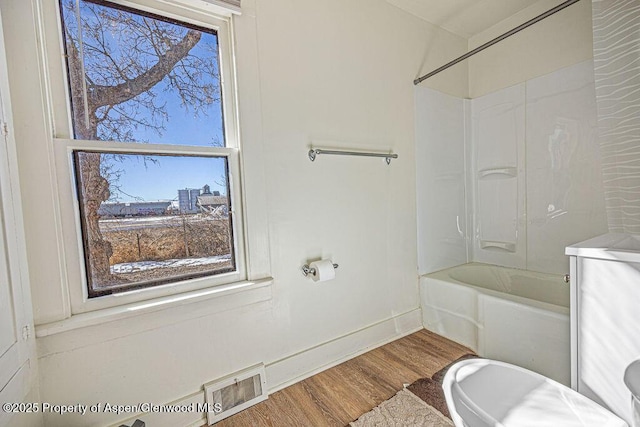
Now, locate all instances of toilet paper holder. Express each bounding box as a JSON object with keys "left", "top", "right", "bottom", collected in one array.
[{"left": 302, "top": 263, "right": 339, "bottom": 277}]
